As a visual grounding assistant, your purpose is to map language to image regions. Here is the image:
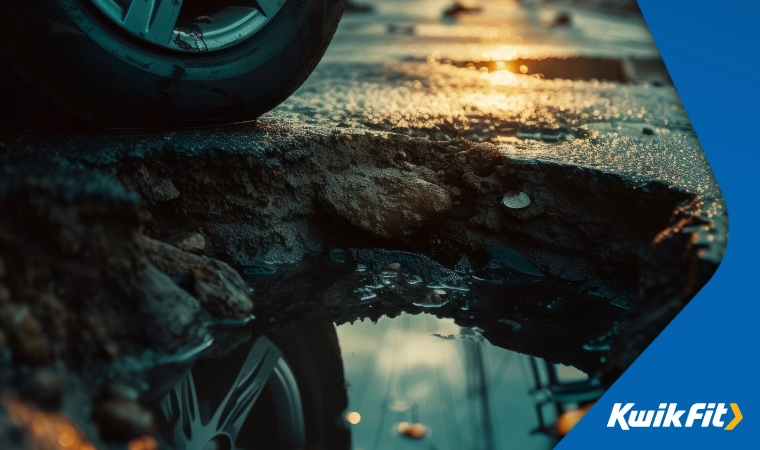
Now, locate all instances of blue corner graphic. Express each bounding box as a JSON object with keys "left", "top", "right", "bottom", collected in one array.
[{"left": 559, "top": 0, "right": 759, "bottom": 448}]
